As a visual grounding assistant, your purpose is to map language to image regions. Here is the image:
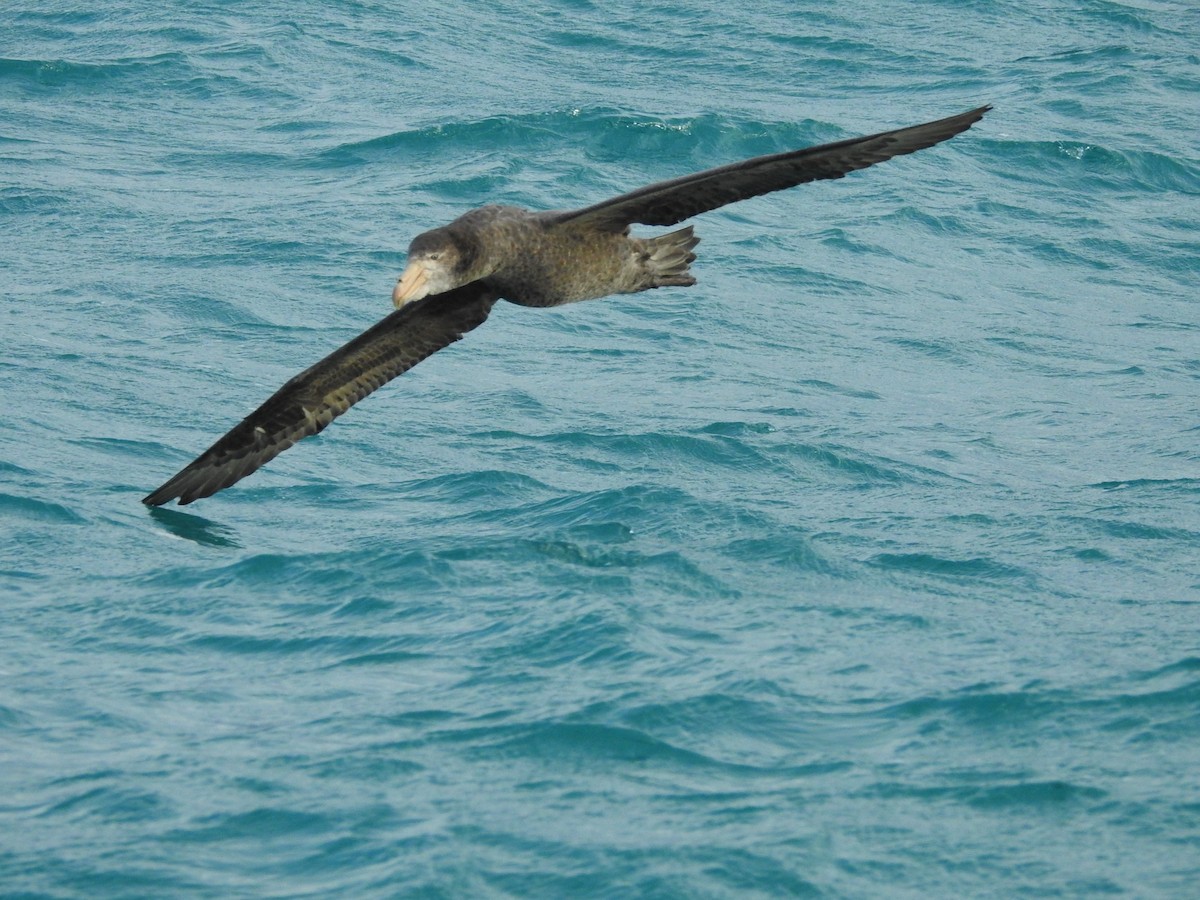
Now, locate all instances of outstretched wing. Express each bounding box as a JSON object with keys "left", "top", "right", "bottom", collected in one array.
[
  {"left": 143, "top": 282, "right": 499, "bottom": 506},
  {"left": 553, "top": 106, "right": 990, "bottom": 231}
]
